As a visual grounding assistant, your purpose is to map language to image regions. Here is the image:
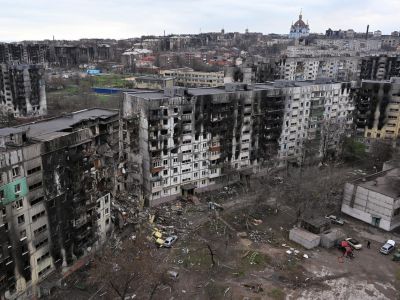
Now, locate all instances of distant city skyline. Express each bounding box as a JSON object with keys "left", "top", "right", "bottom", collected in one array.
[{"left": 0, "top": 0, "right": 398, "bottom": 41}]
